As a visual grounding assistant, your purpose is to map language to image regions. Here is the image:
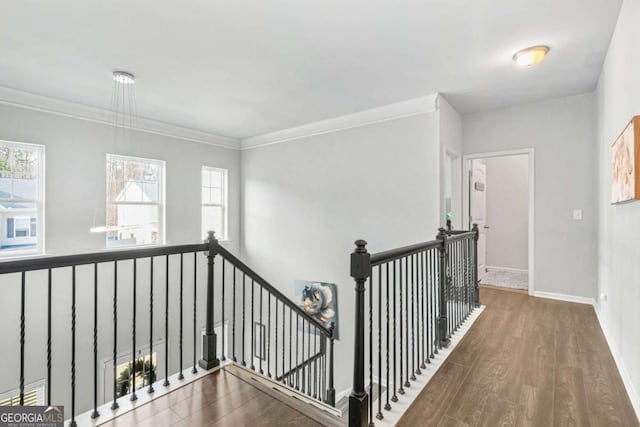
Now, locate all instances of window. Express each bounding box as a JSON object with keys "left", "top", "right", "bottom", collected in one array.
[
  {"left": 201, "top": 166, "right": 227, "bottom": 240},
  {"left": 0, "top": 380, "right": 45, "bottom": 406},
  {"left": 106, "top": 154, "right": 165, "bottom": 247},
  {"left": 0, "top": 141, "right": 44, "bottom": 256}
]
